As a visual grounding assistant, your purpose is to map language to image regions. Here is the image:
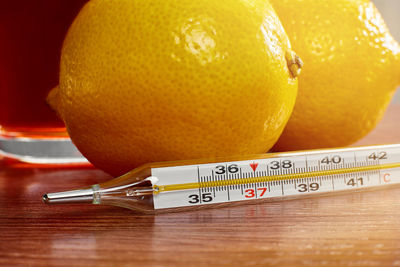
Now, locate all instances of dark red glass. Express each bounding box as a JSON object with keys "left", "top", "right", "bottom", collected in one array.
[{"left": 0, "top": 0, "right": 87, "bottom": 137}]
